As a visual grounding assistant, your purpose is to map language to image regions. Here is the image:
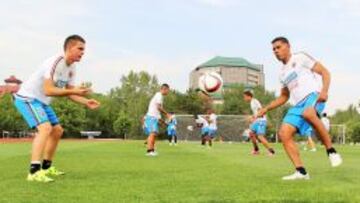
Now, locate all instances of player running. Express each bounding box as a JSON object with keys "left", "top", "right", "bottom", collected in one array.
[
  {"left": 207, "top": 109, "right": 218, "bottom": 141},
  {"left": 167, "top": 112, "right": 178, "bottom": 146},
  {"left": 144, "top": 84, "right": 170, "bottom": 156},
  {"left": 243, "top": 90, "right": 275, "bottom": 156},
  {"left": 258, "top": 37, "right": 342, "bottom": 180},
  {"left": 14, "top": 35, "right": 100, "bottom": 183}
]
